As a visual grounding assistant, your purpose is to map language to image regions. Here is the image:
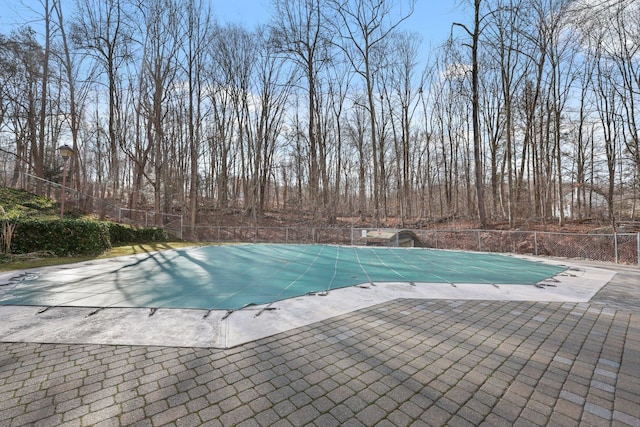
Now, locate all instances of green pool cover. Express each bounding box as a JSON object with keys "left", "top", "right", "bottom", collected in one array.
[{"left": 0, "top": 244, "right": 565, "bottom": 310}]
